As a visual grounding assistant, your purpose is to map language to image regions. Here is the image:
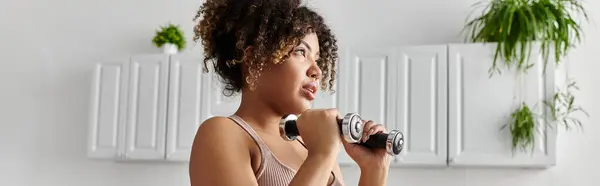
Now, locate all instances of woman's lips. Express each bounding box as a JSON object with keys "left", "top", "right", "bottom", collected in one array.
[{"left": 301, "top": 82, "right": 317, "bottom": 100}]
